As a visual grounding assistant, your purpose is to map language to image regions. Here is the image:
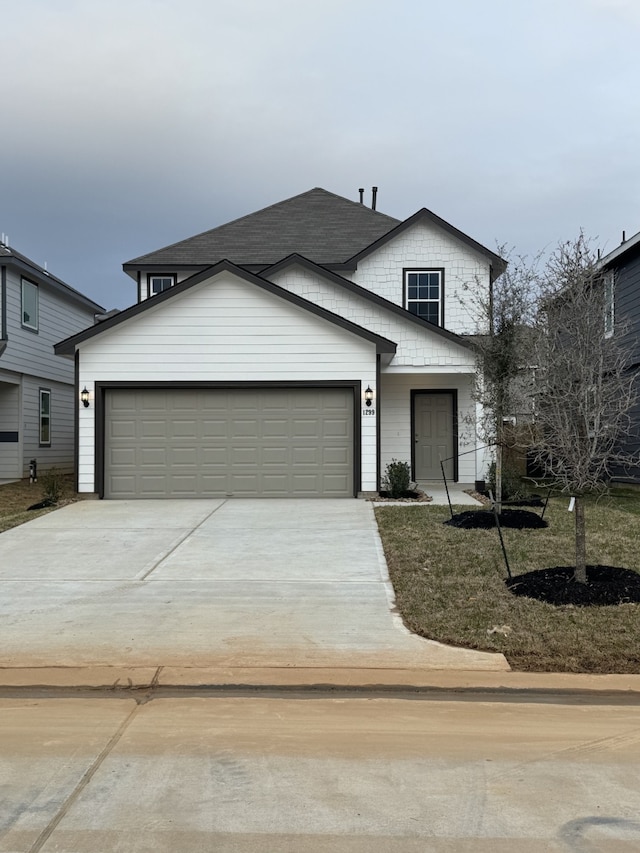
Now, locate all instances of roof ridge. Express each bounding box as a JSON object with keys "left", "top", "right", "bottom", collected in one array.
[{"left": 126, "top": 188, "right": 400, "bottom": 265}]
